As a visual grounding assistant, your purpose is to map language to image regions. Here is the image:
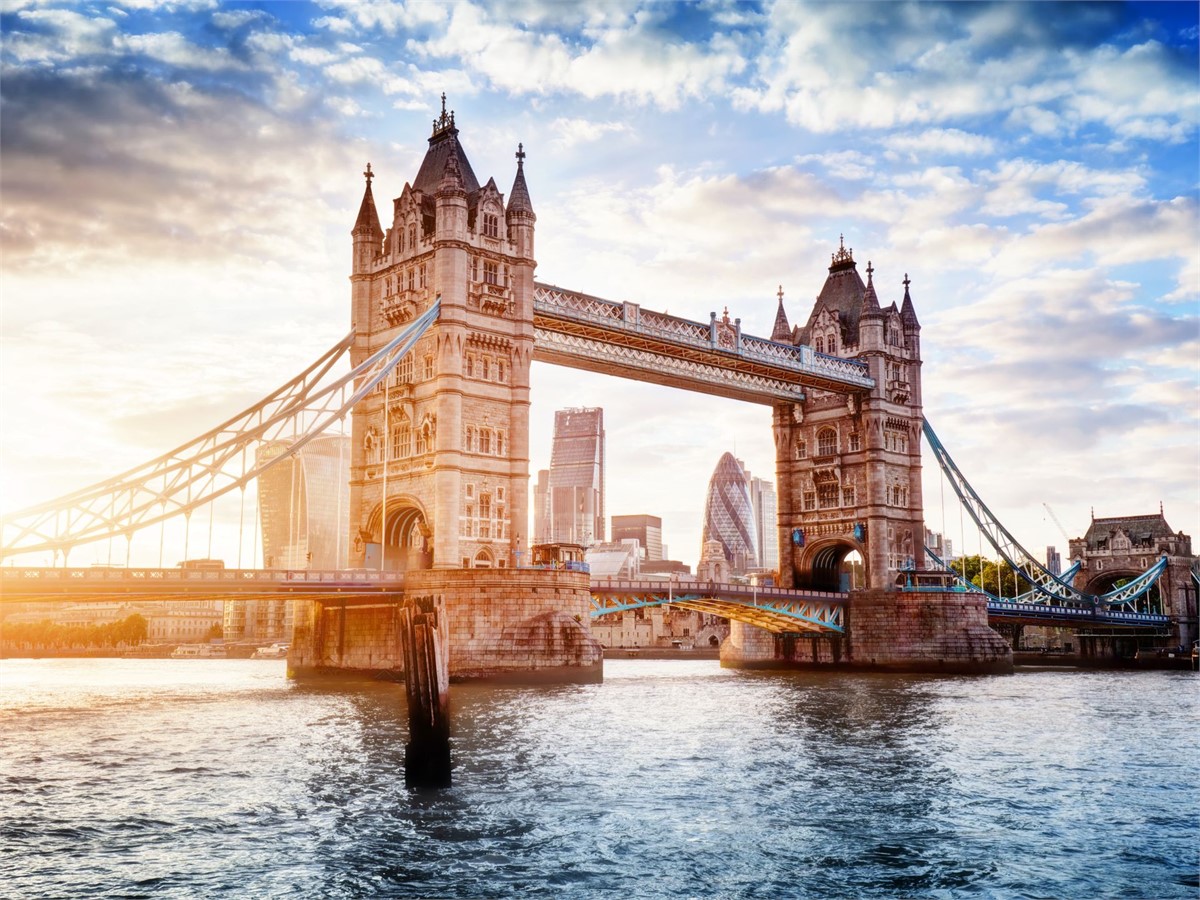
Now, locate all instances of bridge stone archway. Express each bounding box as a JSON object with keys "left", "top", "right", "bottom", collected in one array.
[
  {"left": 800, "top": 540, "right": 865, "bottom": 593},
  {"left": 366, "top": 502, "right": 432, "bottom": 573}
]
